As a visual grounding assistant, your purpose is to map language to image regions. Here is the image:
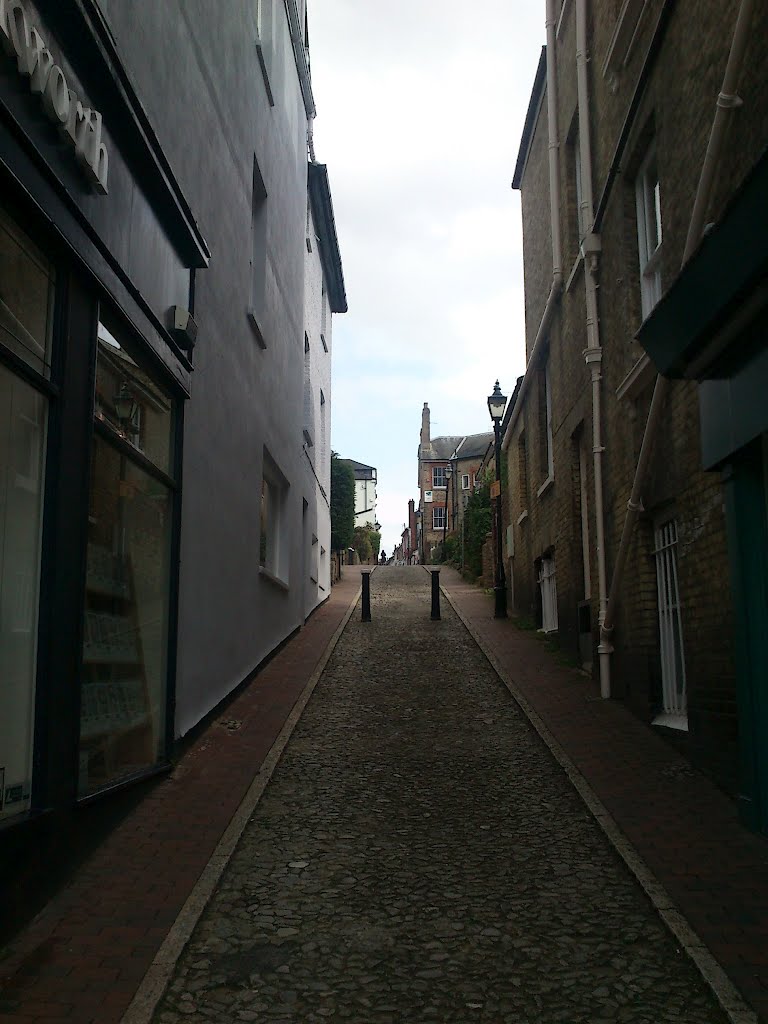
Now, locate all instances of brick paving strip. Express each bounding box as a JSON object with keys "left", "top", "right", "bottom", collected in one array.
[
  {"left": 439, "top": 566, "right": 768, "bottom": 1024},
  {"left": 136, "top": 568, "right": 739, "bottom": 1022},
  {"left": 0, "top": 569, "right": 365, "bottom": 1024}
]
